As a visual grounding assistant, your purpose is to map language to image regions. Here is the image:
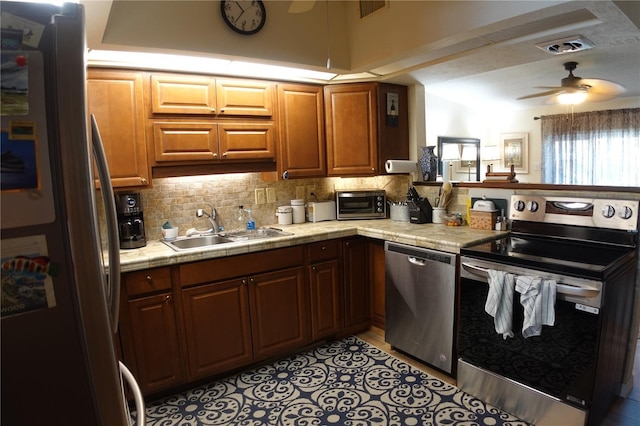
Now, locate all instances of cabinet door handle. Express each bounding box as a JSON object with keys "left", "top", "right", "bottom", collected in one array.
[
  {"left": 210, "top": 108, "right": 216, "bottom": 113},
  {"left": 312, "top": 266, "right": 316, "bottom": 271},
  {"left": 321, "top": 246, "right": 326, "bottom": 250},
  {"left": 222, "top": 152, "right": 228, "bottom": 158},
  {"left": 249, "top": 278, "right": 255, "bottom": 285},
  {"left": 220, "top": 109, "right": 225, "bottom": 113},
  {"left": 141, "top": 178, "right": 147, "bottom": 184},
  {"left": 146, "top": 275, "right": 152, "bottom": 283},
  {"left": 371, "top": 167, "right": 376, "bottom": 172},
  {"left": 213, "top": 153, "right": 218, "bottom": 158},
  {"left": 164, "top": 295, "right": 171, "bottom": 301},
  {"left": 242, "top": 278, "right": 247, "bottom": 285}
]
